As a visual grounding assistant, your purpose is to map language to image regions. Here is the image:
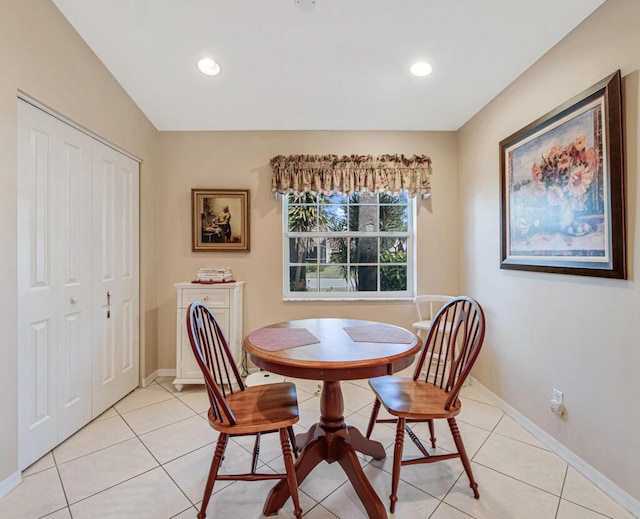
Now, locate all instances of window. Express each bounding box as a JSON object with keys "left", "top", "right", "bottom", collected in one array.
[{"left": 283, "top": 191, "right": 415, "bottom": 300}]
